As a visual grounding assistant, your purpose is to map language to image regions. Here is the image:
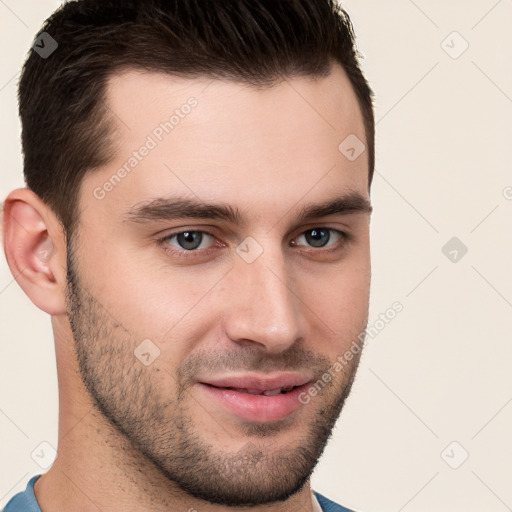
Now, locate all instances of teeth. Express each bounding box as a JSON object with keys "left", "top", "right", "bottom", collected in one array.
[
  {"left": 263, "top": 387, "right": 283, "bottom": 396},
  {"left": 229, "top": 386, "right": 295, "bottom": 395},
  {"left": 231, "top": 388, "right": 261, "bottom": 394}
]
